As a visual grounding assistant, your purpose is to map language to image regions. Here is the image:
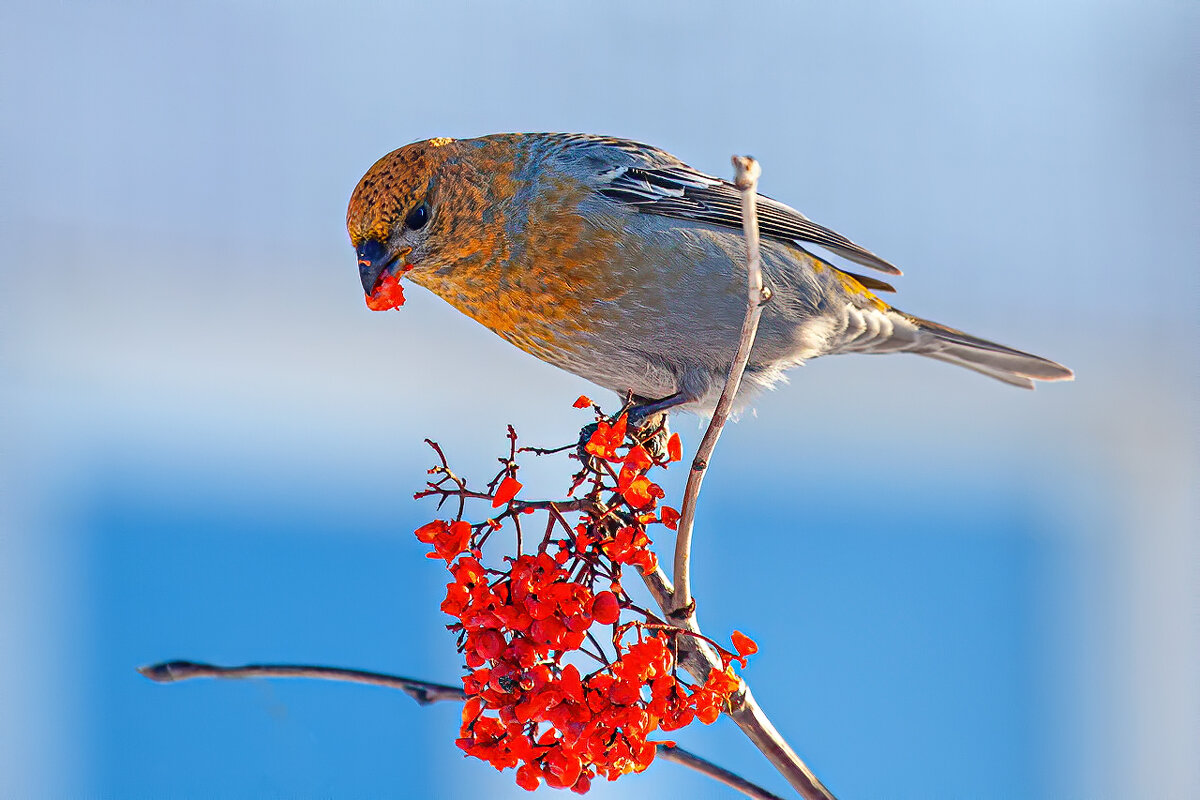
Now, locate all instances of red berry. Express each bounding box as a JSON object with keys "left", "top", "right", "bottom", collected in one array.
[{"left": 591, "top": 591, "right": 620, "bottom": 625}]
